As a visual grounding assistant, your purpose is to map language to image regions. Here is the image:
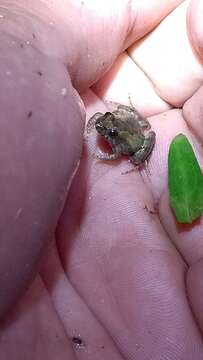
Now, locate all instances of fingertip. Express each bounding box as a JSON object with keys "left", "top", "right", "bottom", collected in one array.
[
  {"left": 187, "top": 0, "right": 203, "bottom": 61},
  {"left": 187, "top": 259, "right": 203, "bottom": 332}
]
